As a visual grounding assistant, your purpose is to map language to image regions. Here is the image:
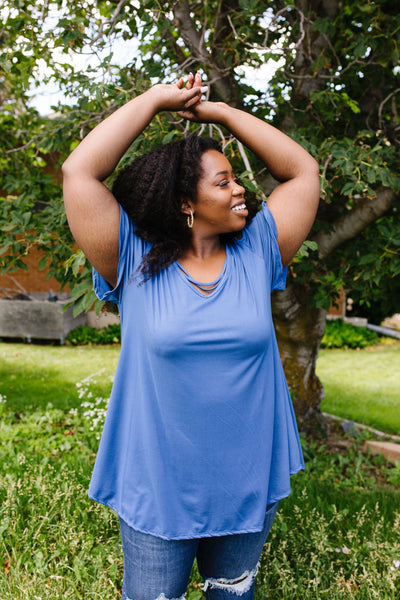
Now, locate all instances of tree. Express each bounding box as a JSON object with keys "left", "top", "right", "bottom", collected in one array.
[{"left": 1, "top": 0, "right": 399, "bottom": 429}]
